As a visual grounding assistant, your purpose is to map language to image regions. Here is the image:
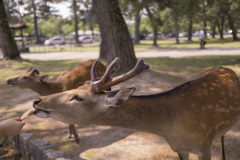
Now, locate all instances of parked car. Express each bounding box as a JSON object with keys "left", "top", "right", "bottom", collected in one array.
[
  {"left": 44, "top": 37, "right": 65, "bottom": 46},
  {"left": 131, "top": 34, "right": 146, "bottom": 40},
  {"left": 192, "top": 31, "right": 200, "bottom": 37},
  {"left": 179, "top": 32, "right": 188, "bottom": 38},
  {"left": 78, "top": 36, "right": 93, "bottom": 43},
  {"left": 167, "top": 33, "right": 175, "bottom": 38},
  {"left": 149, "top": 32, "right": 162, "bottom": 40}
]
